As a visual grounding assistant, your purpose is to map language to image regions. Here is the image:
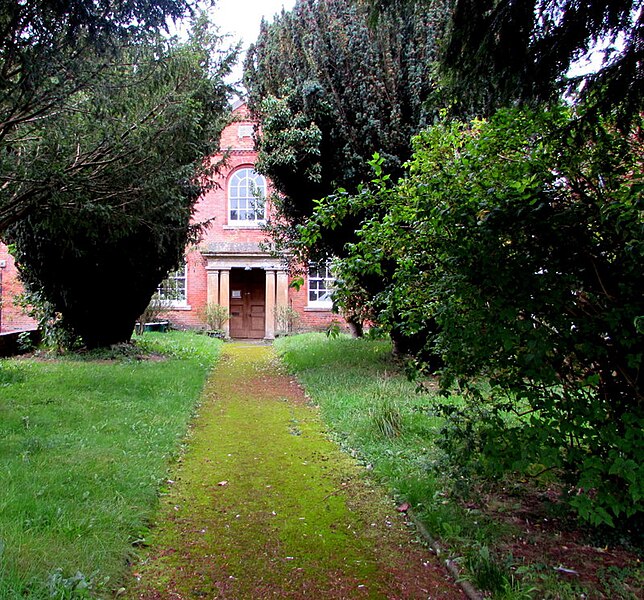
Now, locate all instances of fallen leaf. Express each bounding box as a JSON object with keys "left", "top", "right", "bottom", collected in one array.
[
  {"left": 396, "top": 502, "right": 411, "bottom": 512},
  {"left": 218, "top": 480, "right": 228, "bottom": 486}
]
